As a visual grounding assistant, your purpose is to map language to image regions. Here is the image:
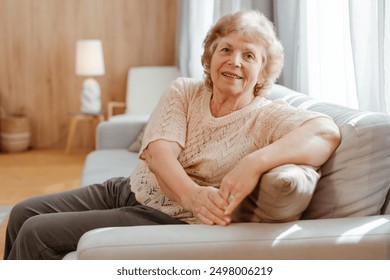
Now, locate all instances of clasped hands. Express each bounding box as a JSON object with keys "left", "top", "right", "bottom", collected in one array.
[{"left": 188, "top": 156, "right": 261, "bottom": 226}]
